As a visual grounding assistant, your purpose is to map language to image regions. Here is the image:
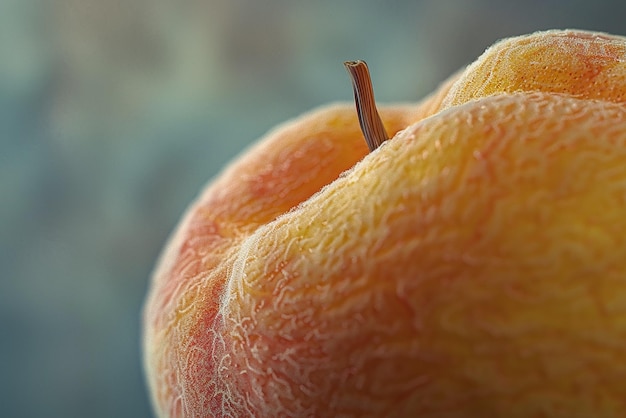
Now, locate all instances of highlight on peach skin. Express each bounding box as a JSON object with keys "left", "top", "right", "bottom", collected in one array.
[{"left": 142, "top": 29, "right": 626, "bottom": 417}]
